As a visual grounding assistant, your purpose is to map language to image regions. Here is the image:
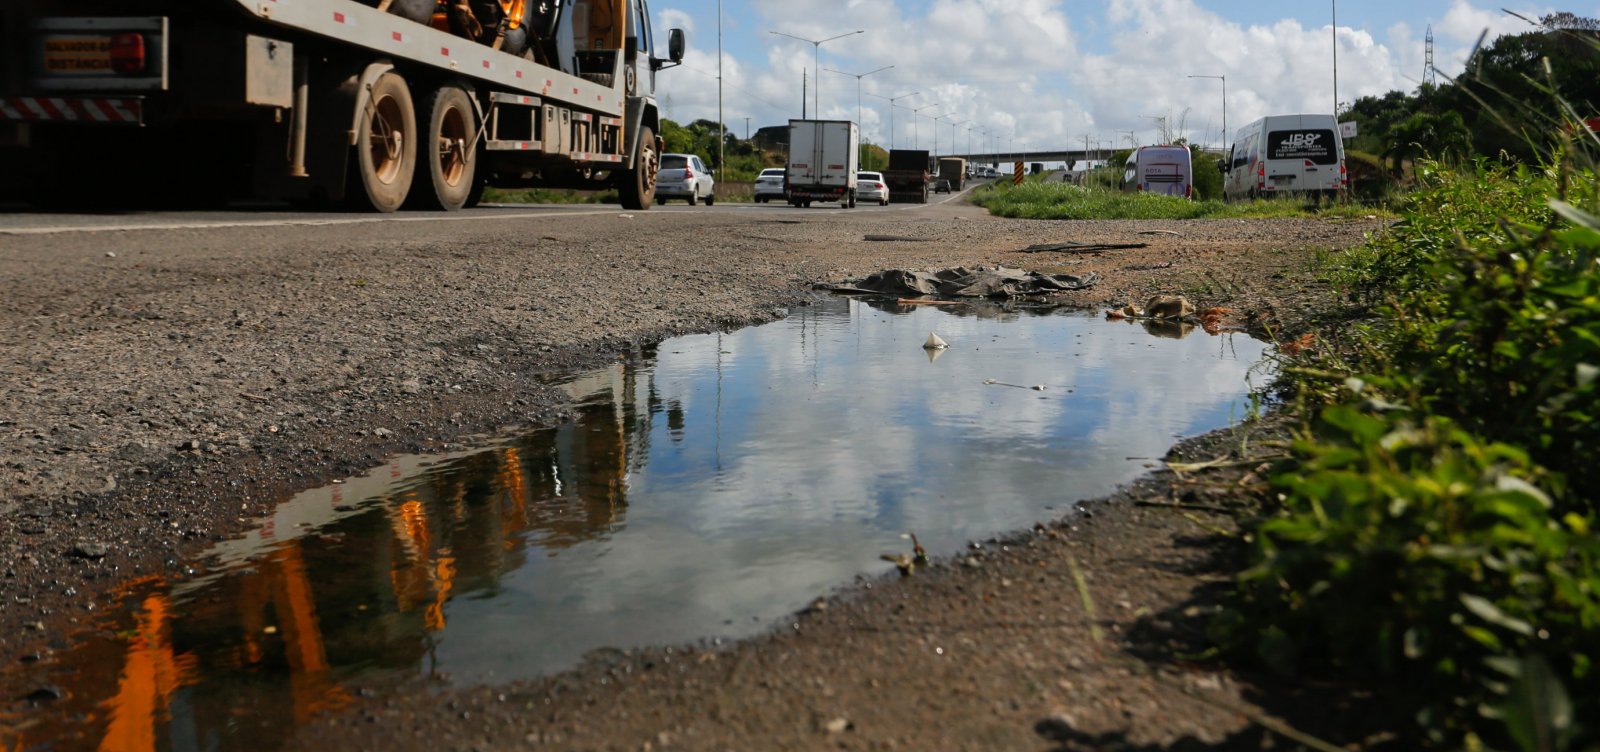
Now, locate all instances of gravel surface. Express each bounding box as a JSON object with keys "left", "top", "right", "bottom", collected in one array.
[{"left": 0, "top": 198, "right": 1389, "bottom": 747}]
